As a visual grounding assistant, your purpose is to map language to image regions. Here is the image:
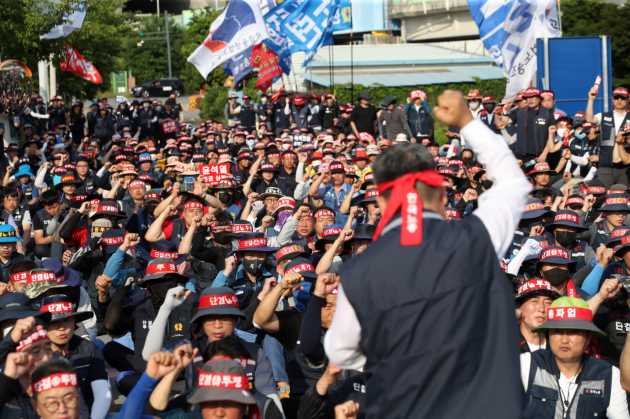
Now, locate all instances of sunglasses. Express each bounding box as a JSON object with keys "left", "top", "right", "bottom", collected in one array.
[{"left": 614, "top": 95, "right": 628, "bottom": 101}]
